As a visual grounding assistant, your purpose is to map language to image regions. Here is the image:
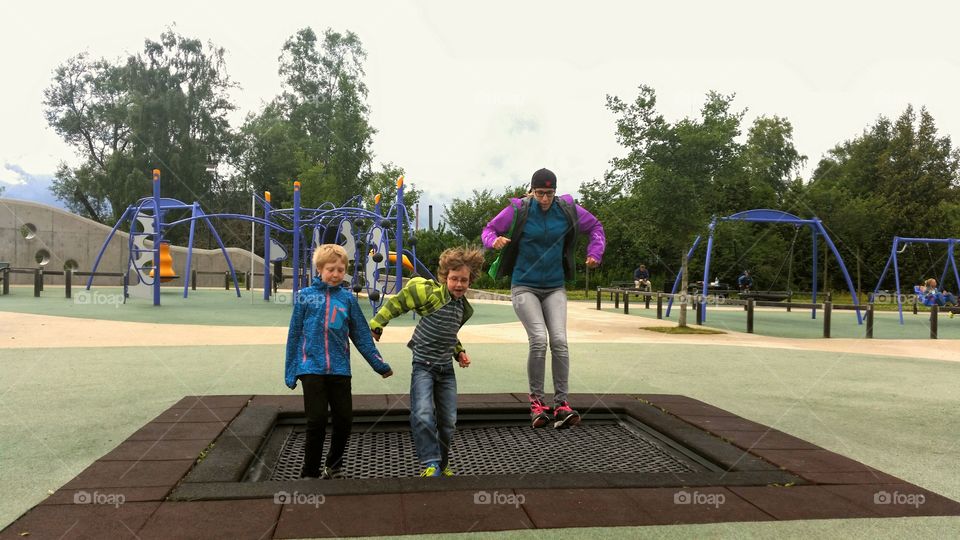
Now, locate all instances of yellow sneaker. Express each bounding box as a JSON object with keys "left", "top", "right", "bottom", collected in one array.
[{"left": 420, "top": 462, "right": 441, "bottom": 477}]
